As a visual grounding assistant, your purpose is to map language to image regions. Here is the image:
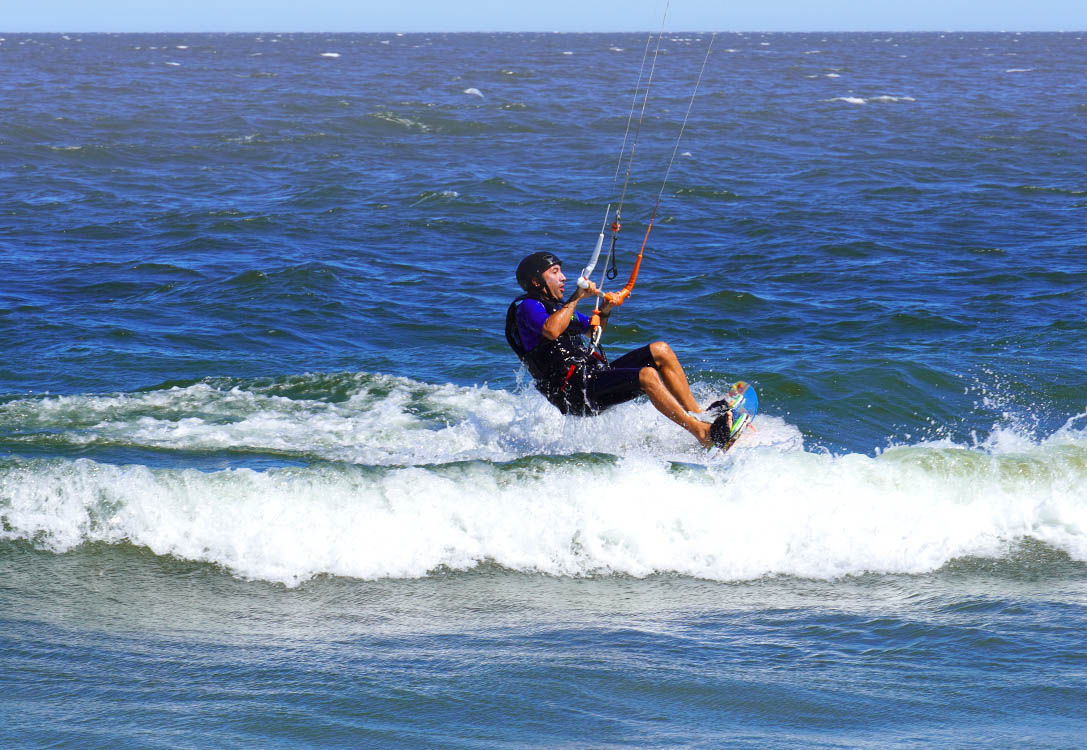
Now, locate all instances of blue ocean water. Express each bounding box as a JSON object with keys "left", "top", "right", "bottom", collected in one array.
[{"left": 1, "top": 31, "right": 1085, "bottom": 748}]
